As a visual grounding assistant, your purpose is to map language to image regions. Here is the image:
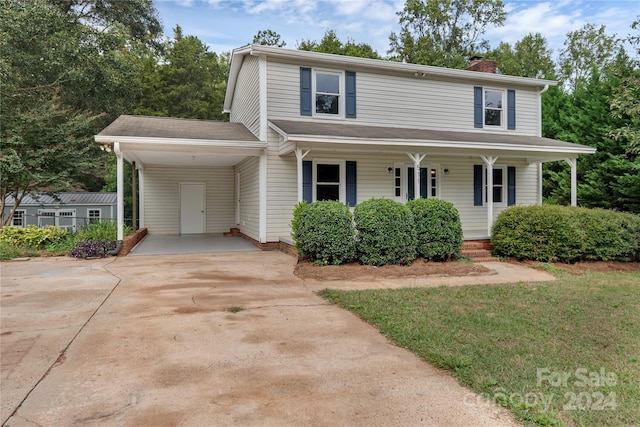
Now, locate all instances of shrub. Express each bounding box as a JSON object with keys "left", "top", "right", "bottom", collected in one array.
[
  {"left": 70, "top": 239, "right": 116, "bottom": 259},
  {"left": 572, "top": 207, "right": 638, "bottom": 261},
  {"left": 0, "top": 225, "right": 69, "bottom": 249},
  {"left": 408, "top": 198, "right": 463, "bottom": 261},
  {"left": 77, "top": 220, "right": 129, "bottom": 242},
  {"left": 291, "top": 200, "right": 355, "bottom": 265},
  {"left": 354, "top": 198, "right": 417, "bottom": 266},
  {"left": 491, "top": 205, "right": 586, "bottom": 262}
]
